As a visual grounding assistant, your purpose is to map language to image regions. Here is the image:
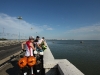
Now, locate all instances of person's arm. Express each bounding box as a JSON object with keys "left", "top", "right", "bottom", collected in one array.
[
  {"left": 44, "top": 41, "right": 46, "bottom": 46},
  {"left": 36, "top": 43, "right": 42, "bottom": 49},
  {"left": 30, "top": 43, "right": 36, "bottom": 50},
  {"left": 42, "top": 40, "right": 46, "bottom": 46},
  {"left": 21, "top": 41, "right": 26, "bottom": 50}
]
